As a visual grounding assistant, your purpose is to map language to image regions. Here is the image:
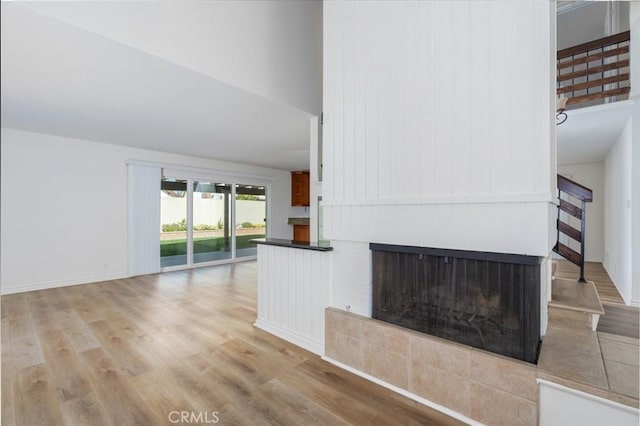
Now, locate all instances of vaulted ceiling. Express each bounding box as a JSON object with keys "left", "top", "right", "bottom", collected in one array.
[{"left": 1, "top": 2, "right": 322, "bottom": 170}]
